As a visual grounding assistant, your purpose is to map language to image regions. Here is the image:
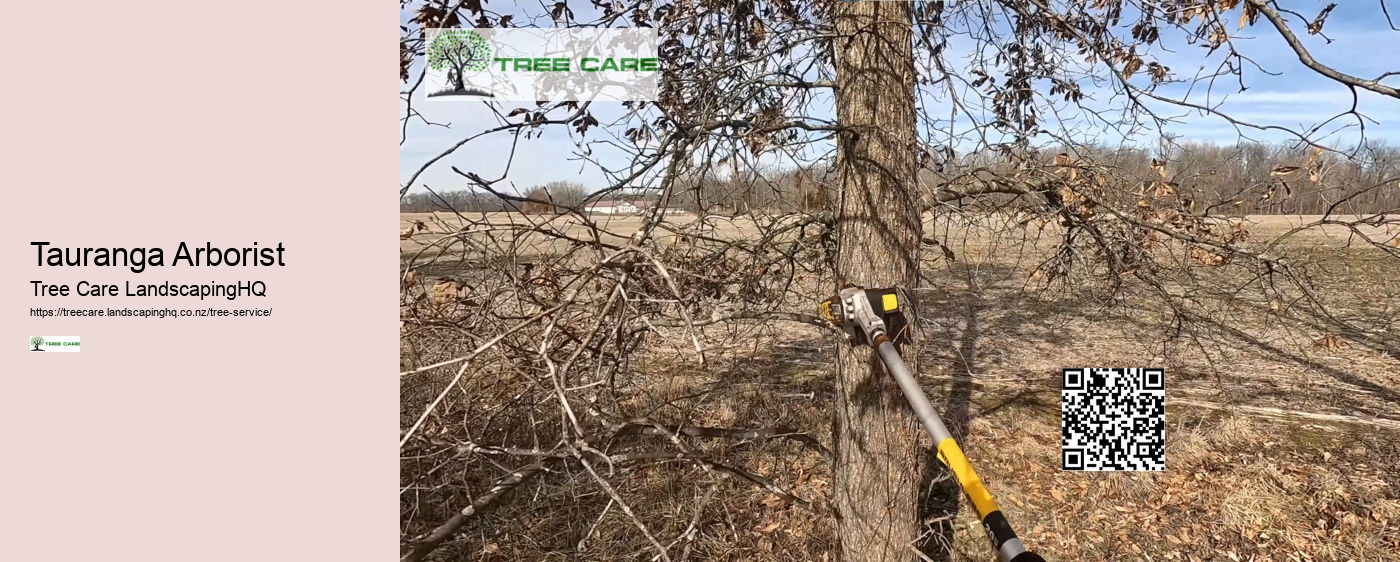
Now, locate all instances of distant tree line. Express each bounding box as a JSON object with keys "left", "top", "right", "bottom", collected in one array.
[
  {"left": 399, "top": 190, "right": 510, "bottom": 213},
  {"left": 399, "top": 181, "right": 590, "bottom": 214},
  {"left": 404, "top": 140, "right": 1400, "bottom": 216},
  {"left": 1009, "top": 139, "right": 1400, "bottom": 216}
]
